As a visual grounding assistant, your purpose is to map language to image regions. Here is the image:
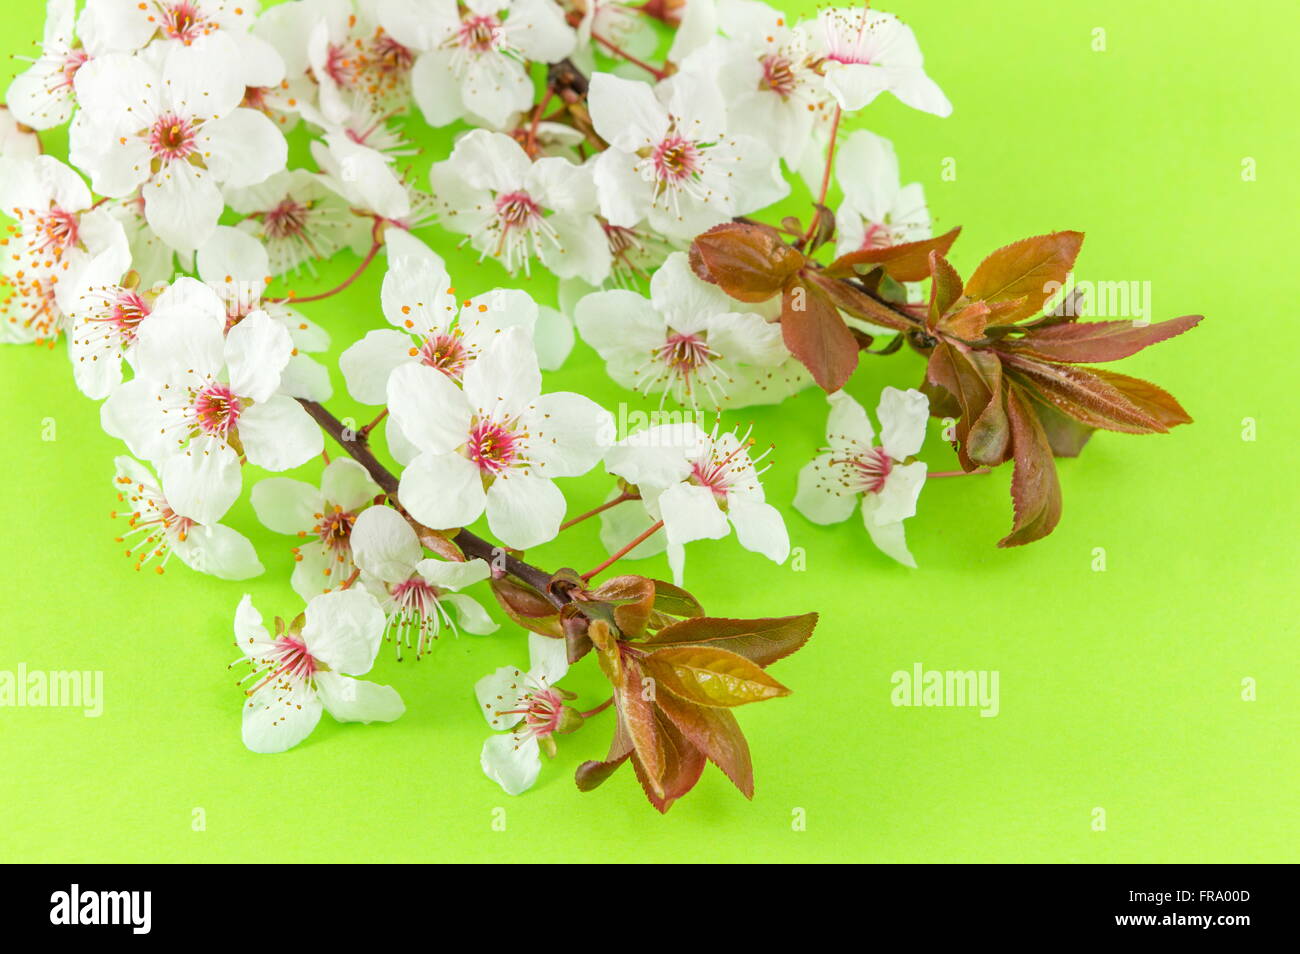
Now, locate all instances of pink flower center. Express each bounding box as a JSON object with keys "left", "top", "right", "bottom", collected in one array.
[
  {"left": 192, "top": 384, "right": 242, "bottom": 437},
  {"left": 314, "top": 507, "right": 357, "bottom": 556},
  {"left": 417, "top": 331, "right": 469, "bottom": 379},
  {"left": 392, "top": 575, "right": 436, "bottom": 608},
  {"left": 263, "top": 198, "right": 311, "bottom": 241},
  {"left": 687, "top": 433, "right": 763, "bottom": 503},
  {"left": 370, "top": 30, "right": 414, "bottom": 76},
  {"left": 89, "top": 289, "right": 150, "bottom": 341},
  {"left": 823, "top": 11, "right": 876, "bottom": 65},
  {"left": 112, "top": 484, "right": 196, "bottom": 574},
  {"left": 859, "top": 222, "right": 894, "bottom": 250},
  {"left": 651, "top": 136, "right": 703, "bottom": 184},
  {"left": 37, "top": 209, "right": 79, "bottom": 257},
  {"left": 851, "top": 446, "right": 893, "bottom": 494},
  {"left": 604, "top": 223, "right": 641, "bottom": 256},
  {"left": 386, "top": 575, "right": 448, "bottom": 659},
  {"left": 161, "top": 2, "right": 211, "bottom": 44},
  {"left": 497, "top": 686, "right": 567, "bottom": 739},
  {"left": 657, "top": 331, "right": 714, "bottom": 372},
  {"left": 60, "top": 49, "right": 89, "bottom": 89},
  {"left": 494, "top": 191, "right": 542, "bottom": 231},
  {"left": 248, "top": 633, "right": 317, "bottom": 695},
  {"left": 689, "top": 459, "right": 732, "bottom": 501},
  {"left": 149, "top": 113, "right": 198, "bottom": 163},
  {"left": 760, "top": 54, "right": 797, "bottom": 98},
  {"left": 325, "top": 44, "right": 357, "bottom": 86},
  {"left": 458, "top": 15, "right": 501, "bottom": 52},
  {"left": 523, "top": 687, "right": 566, "bottom": 738},
  {"left": 467, "top": 419, "right": 520, "bottom": 476}
]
